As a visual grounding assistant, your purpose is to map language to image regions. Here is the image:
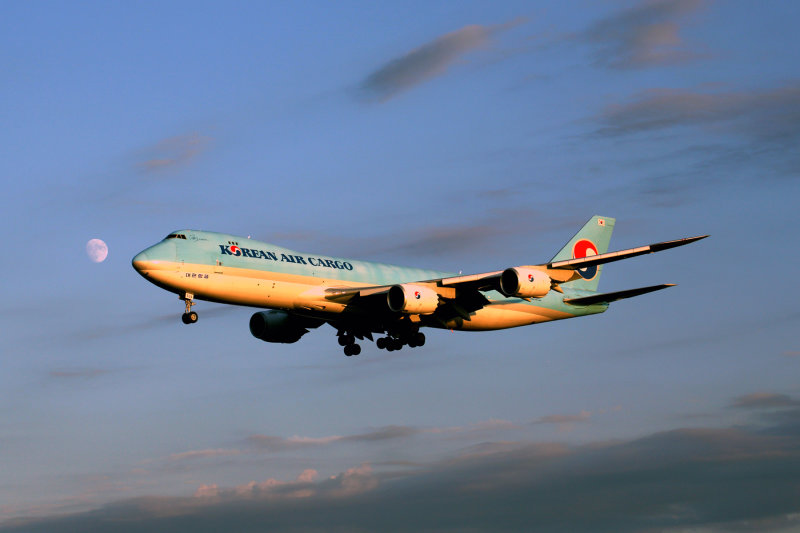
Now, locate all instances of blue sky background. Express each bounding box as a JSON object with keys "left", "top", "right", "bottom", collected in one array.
[{"left": 2, "top": 1, "right": 799, "bottom": 531}]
